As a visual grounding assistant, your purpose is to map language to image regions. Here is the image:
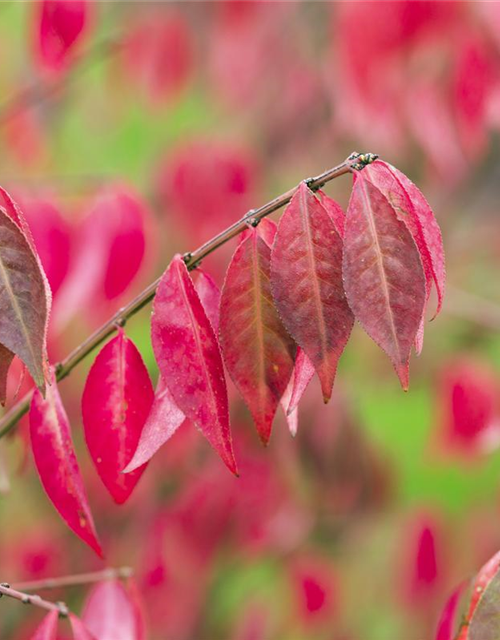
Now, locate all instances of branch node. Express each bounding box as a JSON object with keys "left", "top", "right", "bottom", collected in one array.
[
  {"left": 182, "top": 252, "right": 192, "bottom": 264},
  {"left": 0, "top": 583, "right": 10, "bottom": 588},
  {"left": 349, "top": 152, "right": 379, "bottom": 171},
  {"left": 57, "top": 601, "right": 69, "bottom": 618},
  {"left": 21, "top": 595, "right": 30, "bottom": 604},
  {"left": 243, "top": 209, "right": 260, "bottom": 228}
]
